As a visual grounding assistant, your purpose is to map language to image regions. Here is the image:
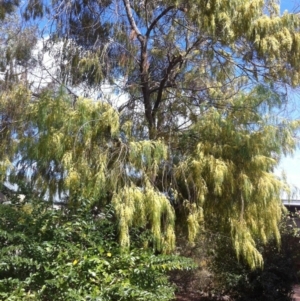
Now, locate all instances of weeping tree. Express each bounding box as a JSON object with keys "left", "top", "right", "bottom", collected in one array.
[
  {"left": 1, "top": 85, "right": 295, "bottom": 269},
  {"left": 1, "top": 0, "right": 300, "bottom": 269}
]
